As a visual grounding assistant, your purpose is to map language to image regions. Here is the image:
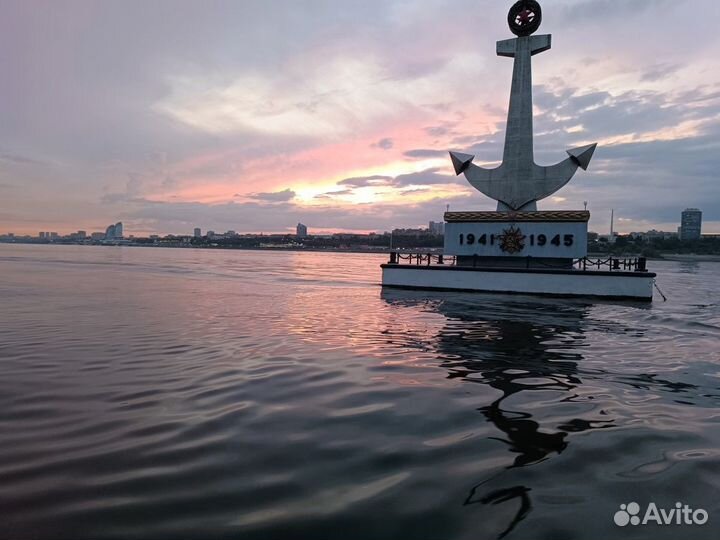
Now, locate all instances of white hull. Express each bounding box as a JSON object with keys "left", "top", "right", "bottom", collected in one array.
[{"left": 381, "top": 264, "right": 655, "bottom": 301}]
